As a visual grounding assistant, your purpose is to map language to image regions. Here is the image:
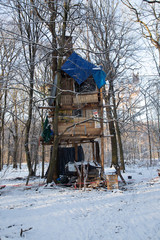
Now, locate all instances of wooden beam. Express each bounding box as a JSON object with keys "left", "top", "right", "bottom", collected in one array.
[
  {"left": 95, "top": 141, "right": 101, "bottom": 164},
  {"left": 38, "top": 106, "right": 55, "bottom": 109},
  {"left": 92, "top": 141, "right": 95, "bottom": 162},
  {"left": 74, "top": 143, "right": 78, "bottom": 162},
  {"left": 39, "top": 104, "right": 112, "bottom": 110},
  {"left": 100, "top": 87, "right": 104, "bottom": 173}
]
